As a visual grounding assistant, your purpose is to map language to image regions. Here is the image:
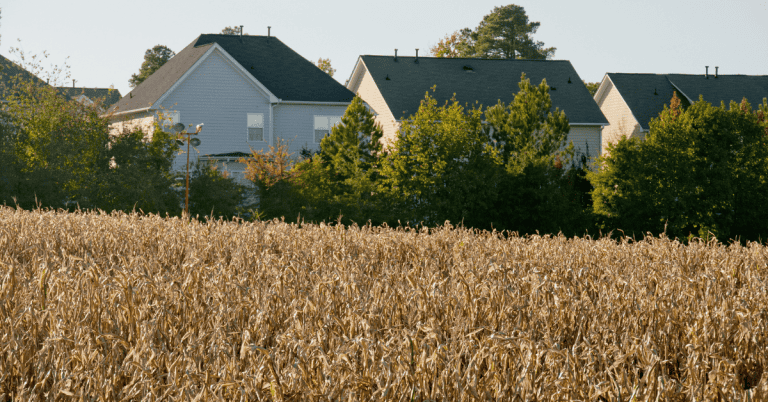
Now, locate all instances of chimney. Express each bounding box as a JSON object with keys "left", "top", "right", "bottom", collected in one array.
[
  {"left": 715, "top": 66, "right": 719, "bottom": 78},
  {"left": 705, "top": 66, "right": 709, "bottom": 79},
  {"left": 415, "top": 48, "right": 419, "bottom": 63},
  {"left": 267, "top": 26, "right": 271, "bottom": 37},
  {"left": 240, "top": 25, "right": 244, "bottom": 36},
  {"left": 394, "top": 49, "right": 398, "bottom": 62}
]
